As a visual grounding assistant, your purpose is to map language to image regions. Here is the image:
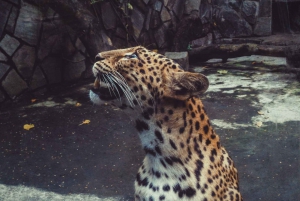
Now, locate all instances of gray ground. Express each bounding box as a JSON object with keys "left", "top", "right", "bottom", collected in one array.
[{"left": 0, "top": 56, "right": 299, "bottom": 201}]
